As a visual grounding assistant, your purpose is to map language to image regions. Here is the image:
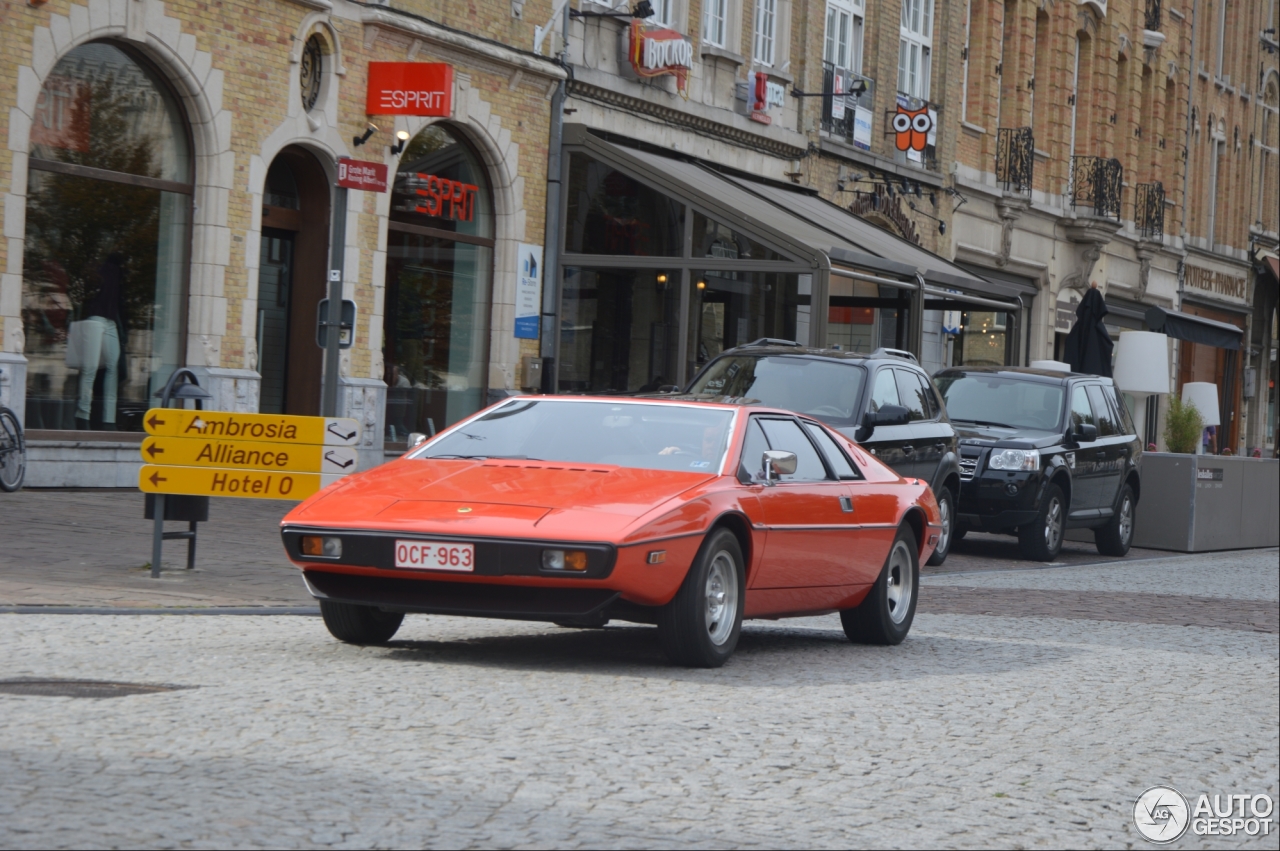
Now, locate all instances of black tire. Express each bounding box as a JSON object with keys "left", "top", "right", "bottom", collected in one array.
[
  {"left": 1095, "top": 484, "right": 1135, "bottom": 556},
  {"left": 1018, "top": 482, "right": 1066, "bottom": 562},
  {"left": 925, "top": 487, "right": 955, "bottom": 566},
  {"left": 0, "top": 408, "right": 25, "bottom": 493},
  {"left": 319, "top": 600, "right": 404, "bottom": 644},
  {"left": 841, "top": 524, "right": 919, "bottom": 645},
  {"left": 657, "top": 528, "right": 745, "bottom": 668}
]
